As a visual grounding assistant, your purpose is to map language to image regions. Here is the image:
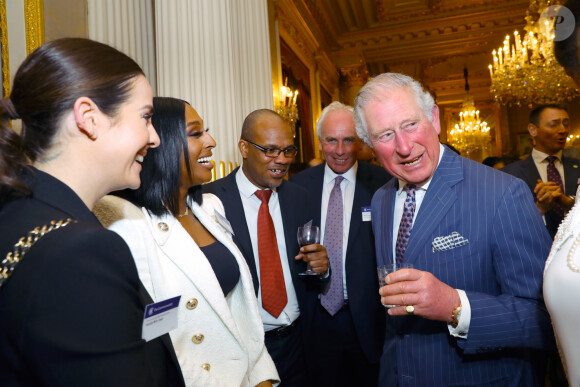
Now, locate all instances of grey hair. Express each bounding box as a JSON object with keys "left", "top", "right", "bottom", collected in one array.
[
  {"left": 353, "top": 73, "right": 435, "bottom": 146},
  {"left": 316, "top": 101, "right": 354, "bottom": 140}
]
